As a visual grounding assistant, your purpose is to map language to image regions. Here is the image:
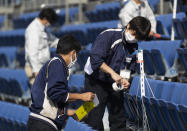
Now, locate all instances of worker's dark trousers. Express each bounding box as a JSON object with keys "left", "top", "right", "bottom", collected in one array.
[
  {"left": 27, "top": 116, "right": 57, "bottom": 131},
  {"left": 84, "top": 74, "right": 127, "bottom": 131}
]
